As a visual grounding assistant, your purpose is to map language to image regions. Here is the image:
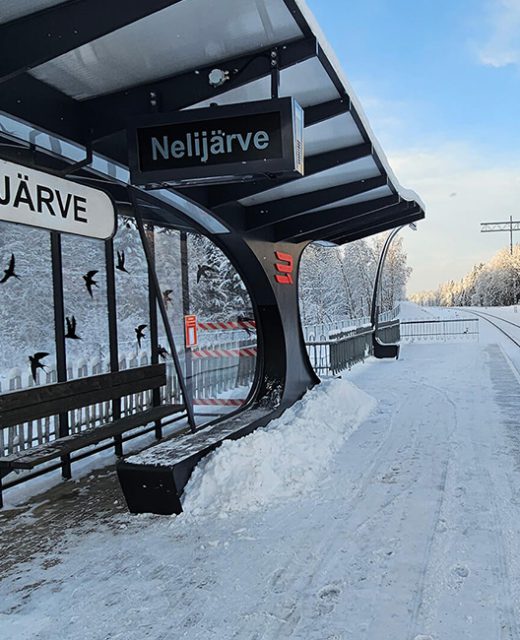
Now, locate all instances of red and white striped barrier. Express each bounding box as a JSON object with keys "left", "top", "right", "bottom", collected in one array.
[
  {"left": 191, "top": 347, "right": 257, "bottom": 359},
  {"left": 197, "top": 320, "right": 256, "bottom": 331},
  {"left": 193, "top": 398, "right": 246, "bottom": 406}
]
